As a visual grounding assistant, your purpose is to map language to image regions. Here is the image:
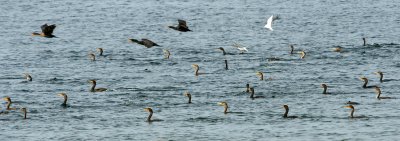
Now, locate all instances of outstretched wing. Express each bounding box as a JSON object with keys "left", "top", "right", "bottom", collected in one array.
[
  {"left": 142, "top": 39, "right": 154, "bottom": 44},
  {"left": 178, "top": 19, "right": 188, "bottom": 28},
  {"left": 273, "top": 15, "right": 280, "bottom": 21},
  {"left": 142, "top": 39, "right": 159, "bottom": 47},
  {"left": 41, "top": 24, "right": 56, "bottom": 35},
  {"left": 264, "top": 15, "right": 273, "bottom": 31}
]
